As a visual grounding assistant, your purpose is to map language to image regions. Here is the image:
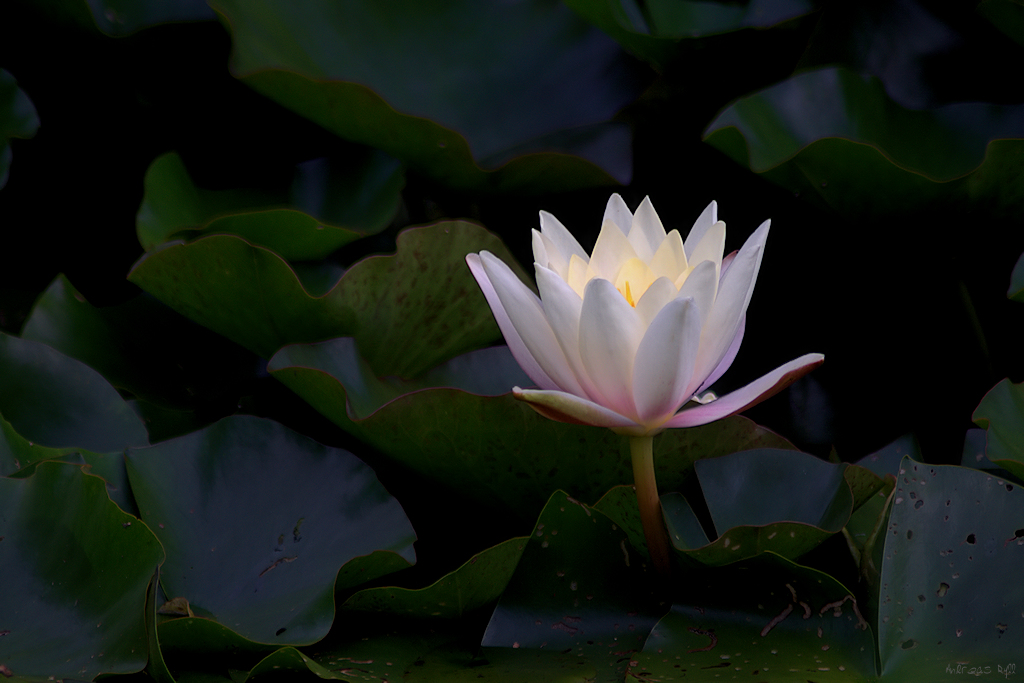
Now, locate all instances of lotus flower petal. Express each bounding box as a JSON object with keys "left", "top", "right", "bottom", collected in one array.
[
  {"left": 664, "top": 353, "right": 824, "bottom": 428},
  {"left": 513, "top": 387, "right": 640, "bottom": 430},
  {"left": 473, "top": 252, "right": 587, "bottom": 396},
  {"left": 468, "top": 196, "right": 822, "bottom": 435},
  {"left": 633, "top": 296, "right": 701, "bottom": 424},
  {"left": 579, "top": 277, "right": 645, "bottom": 417}
]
